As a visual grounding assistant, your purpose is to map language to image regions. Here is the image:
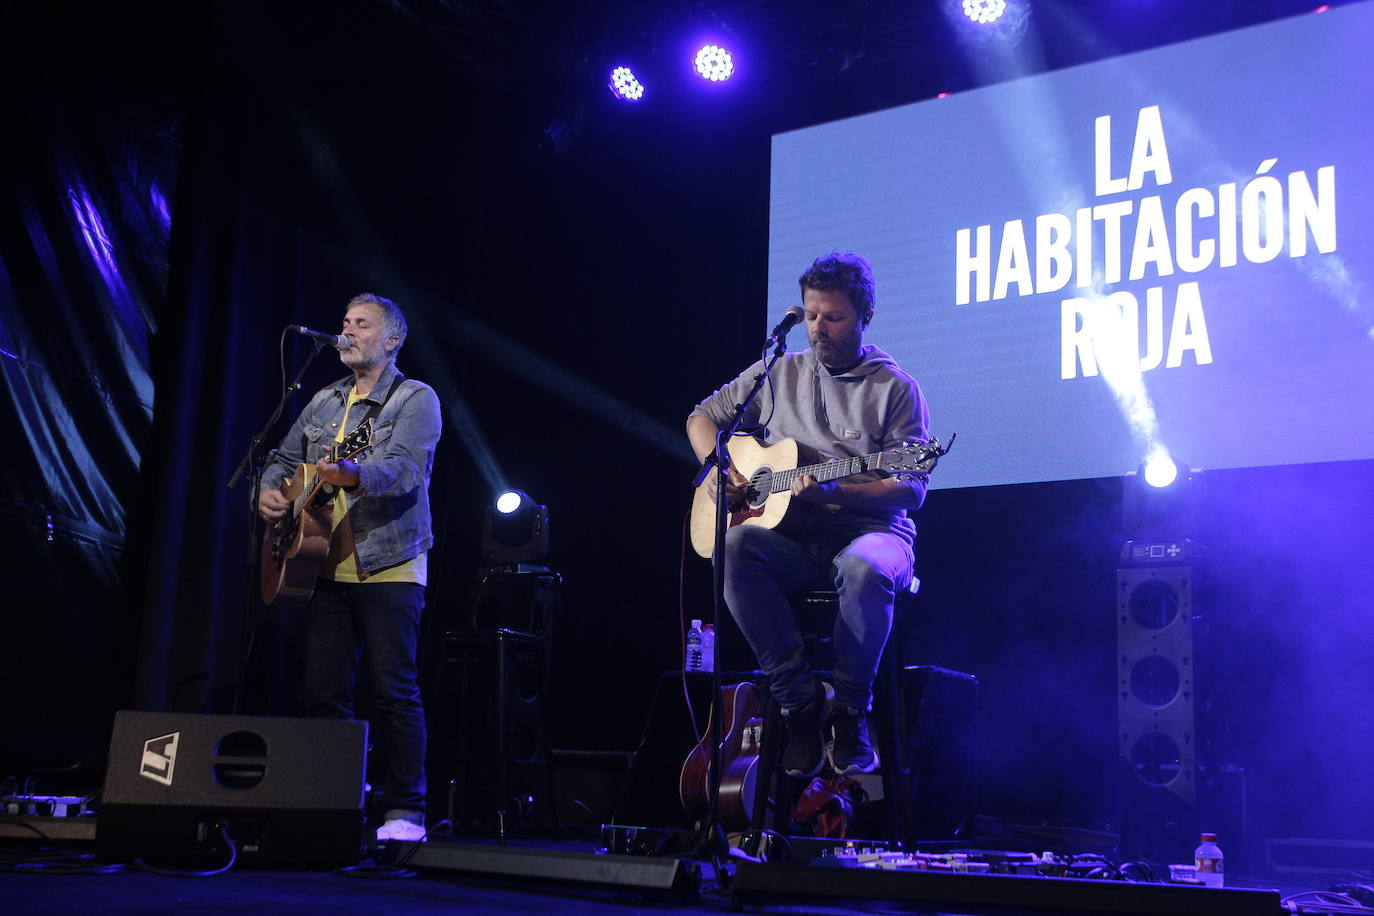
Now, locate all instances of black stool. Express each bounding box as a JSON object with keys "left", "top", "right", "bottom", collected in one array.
[{"left": 748, "top": 578, "right": 977, "bottom": 848}]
